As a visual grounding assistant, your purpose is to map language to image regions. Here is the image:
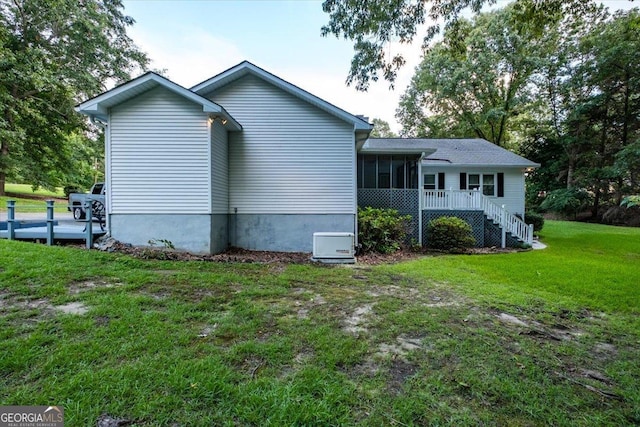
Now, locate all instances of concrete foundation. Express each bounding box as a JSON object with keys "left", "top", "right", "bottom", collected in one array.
[
  {"left": 229, "top": 214, "right": 355, "bottom": 252},
  {"left": 210, "top": 214, "right": 229, "bottom": 254},
  {"left": 110, "top": 214, "right": 219, "bottom": 254}
]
